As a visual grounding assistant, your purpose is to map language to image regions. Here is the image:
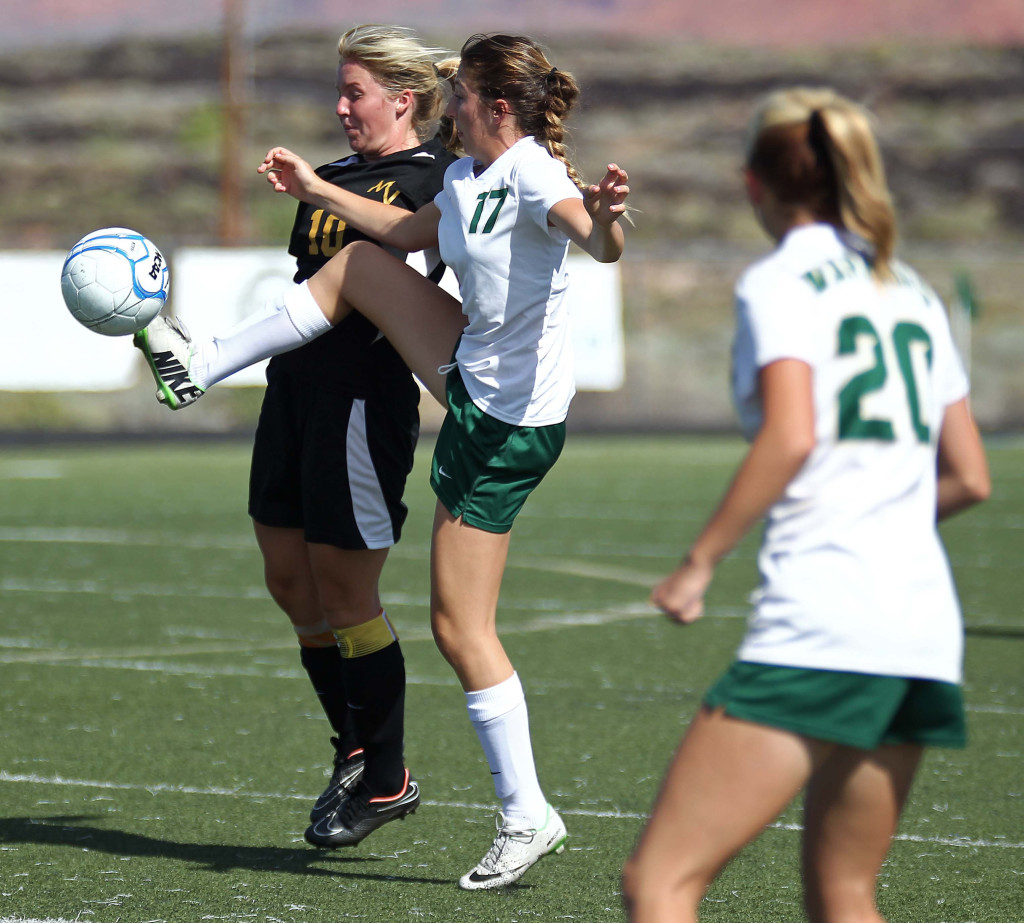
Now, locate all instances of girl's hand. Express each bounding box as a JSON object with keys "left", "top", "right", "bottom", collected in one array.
[
  {"left": 650, "top": 554, "right": 714, "bottom": 625},
  {"left": 585, "top": 163, "right": 630, "bottom": 226},
  {"left": 257, "top": 147, "right": 321, "bottom": 202}
]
